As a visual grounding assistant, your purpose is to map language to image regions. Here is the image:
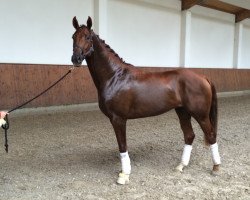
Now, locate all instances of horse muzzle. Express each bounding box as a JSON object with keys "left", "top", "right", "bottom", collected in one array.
[{"left": 71, "top": 53, "right": 85, "bottom": 67}]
